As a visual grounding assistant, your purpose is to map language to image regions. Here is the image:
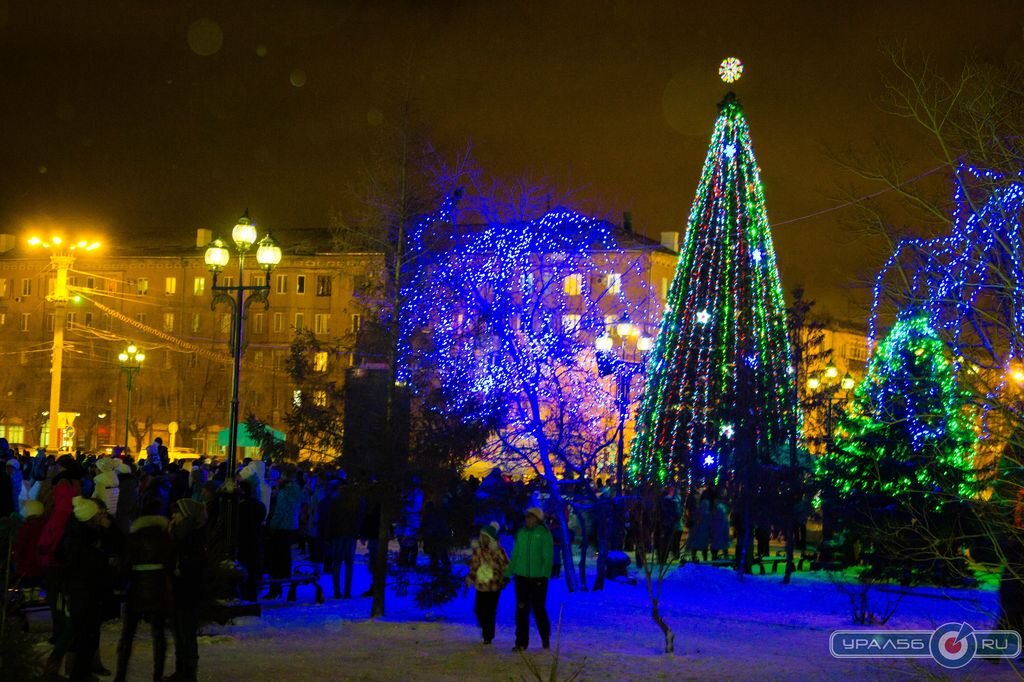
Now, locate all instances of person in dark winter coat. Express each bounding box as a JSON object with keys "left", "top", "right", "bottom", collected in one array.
[
  {"left": 168, "top": 498, "right": 208, "bottom": 682},
  {"left": 236, "top": 480, "right": 266, "bottom": 602},
  {"left": 686, "top": 490, "right": 711, "bottom": 562},
  {"left": 265, "top": 472, "right": 303, "bottom": 599},
  {"left": 114, "top": 502, "right": 176, "bottom": 682},
  {"left": 711, "top": 494, "right": 731, "bottom": 560},
  {"left": 506, "top": 507, "right": 554, "bottom": 652},
  {"left": 64, "top": 496, "right": 119, "bottom": 682},
  {"left": 321, "top": 479, "right": 360, "bottom": 599}
]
